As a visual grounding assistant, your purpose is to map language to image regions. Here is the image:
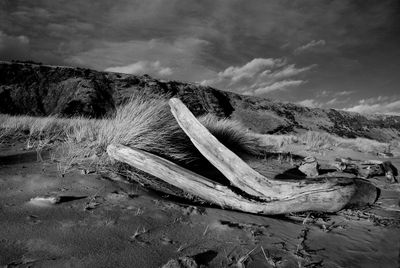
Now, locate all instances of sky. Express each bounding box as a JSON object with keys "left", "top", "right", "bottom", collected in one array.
[{"left": 1, "top": 0, "right": 400, "bottom": 115}]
